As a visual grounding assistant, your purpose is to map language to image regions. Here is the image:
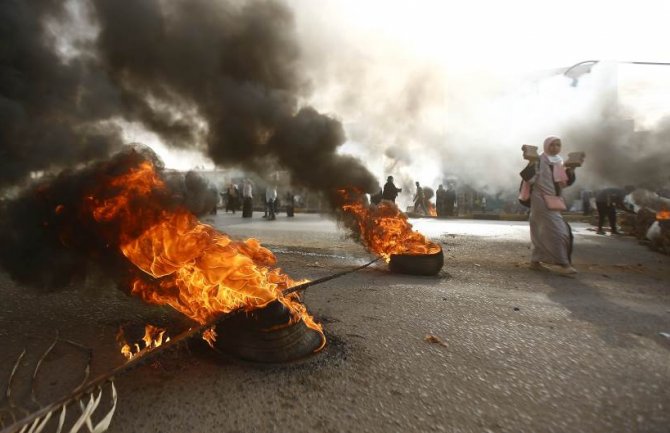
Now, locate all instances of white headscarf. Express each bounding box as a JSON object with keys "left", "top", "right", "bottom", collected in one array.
[{"left": 542, "top": 136, "right": 563, "bottom": 164}]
